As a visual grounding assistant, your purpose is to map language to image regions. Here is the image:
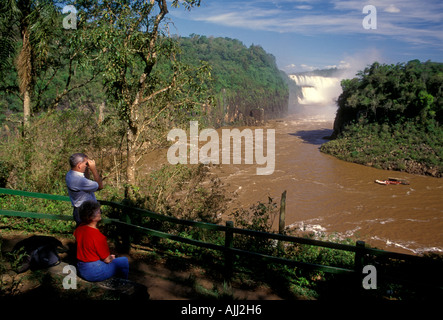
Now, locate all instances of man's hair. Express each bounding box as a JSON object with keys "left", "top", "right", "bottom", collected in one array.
[
  {"left": 79, "top": 200, "right": 101, "bottom": 224},
  {"left": 69, "top": 153, "right": 88, "bottom": 168}
]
